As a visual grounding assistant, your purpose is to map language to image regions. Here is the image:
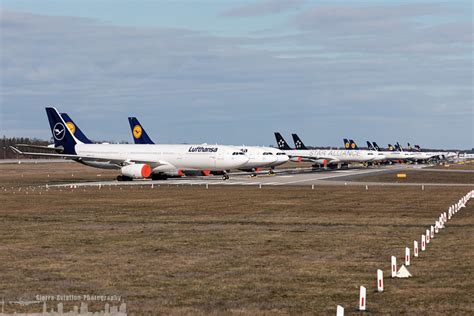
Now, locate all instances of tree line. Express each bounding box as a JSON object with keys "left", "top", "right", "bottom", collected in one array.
[{"left": 1, "top": 136, "right": 51, "bottom": 159}]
